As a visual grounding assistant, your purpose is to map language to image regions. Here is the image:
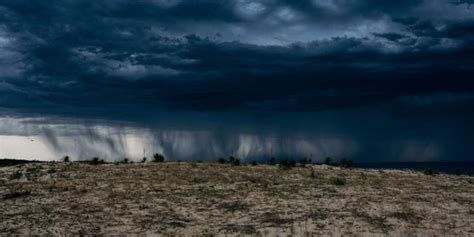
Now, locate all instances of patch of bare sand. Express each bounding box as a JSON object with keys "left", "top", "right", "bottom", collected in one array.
[{"left": 0, "top": 162, "right": 473, "bottom": 235}]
